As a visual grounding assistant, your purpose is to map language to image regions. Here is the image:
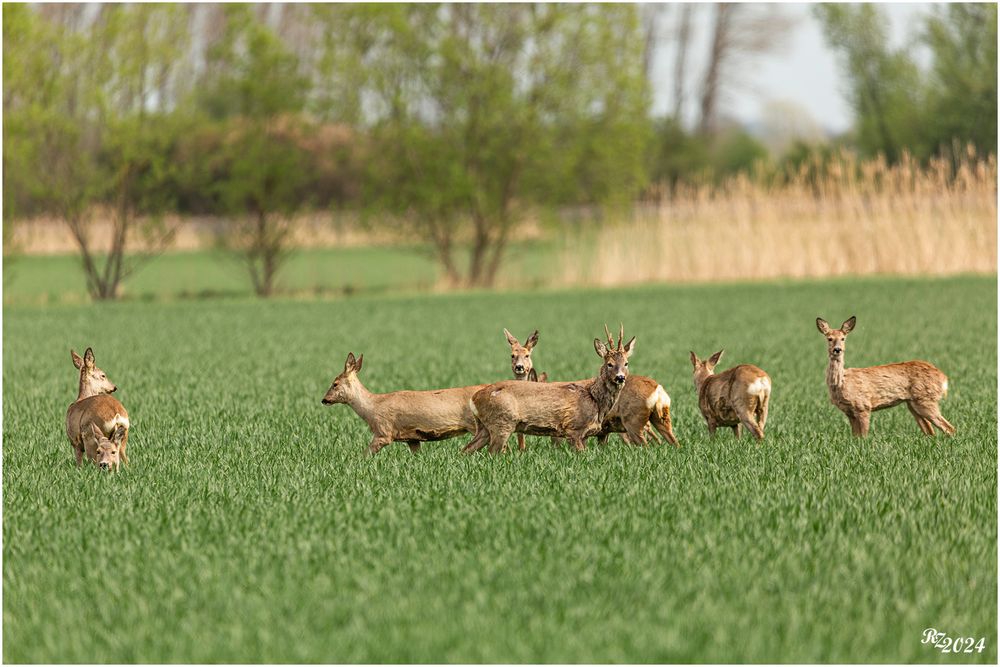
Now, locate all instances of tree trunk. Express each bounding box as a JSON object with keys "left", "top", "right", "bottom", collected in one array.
[
  {"left": 673, "top": 4, "right": 693, "bottom": 119},
  {"left": 700, "top": 3, "right": 733, "bottom": 135}
]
